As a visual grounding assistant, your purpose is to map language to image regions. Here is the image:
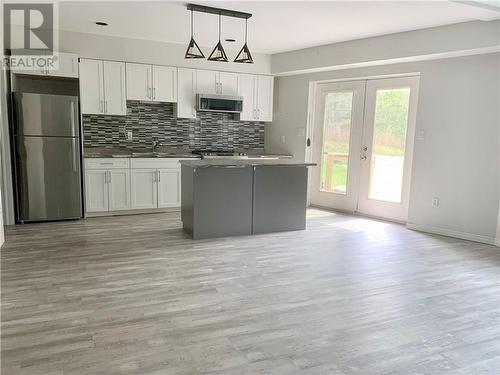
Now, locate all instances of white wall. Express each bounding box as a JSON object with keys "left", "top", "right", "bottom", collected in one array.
[
  {"left": 58, "top": 29, "right": 271, "bottom": 74},
  {"left": 266, "top": 53, "right": 500, "bottom": 243}
]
